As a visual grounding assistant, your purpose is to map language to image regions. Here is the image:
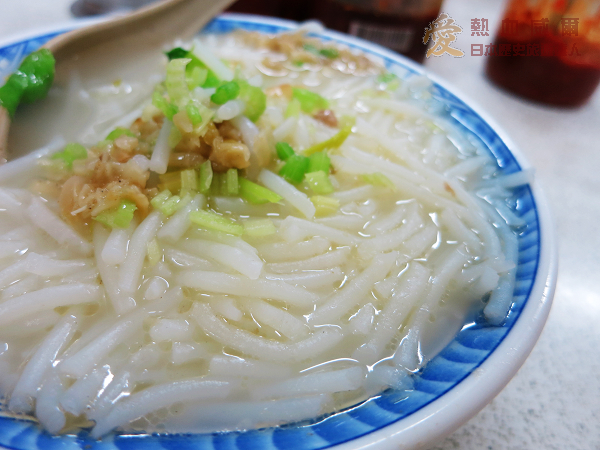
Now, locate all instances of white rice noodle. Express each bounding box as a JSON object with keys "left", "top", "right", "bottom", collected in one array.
[
  {"left": 310, "top": 252, "right": 397, "bottom": 325},
  {"left": 440, "top": 208, "right": 482, "bottom": 253},
  {"left": 164, "top": 247, "right": 216, "bottom": 270},
  {"left": 315, "top": 214, "right": 366, "bottom": 231},
  {"left": 251, "top": 366, "right": 364, "bottom": 400},
  {"left": 0, "top": 138, "right": 64, "bottom": 185},
  {"left": 0, "top": 240, "right": 27, "bottom": 260},
  {"left": 209, "top": 296, "right": 243, "bottom": 322},
  {"left": 22, "top": 252, "right": 90, "bottom": 277},
  {"left": 231, "top": 116, "right": 259, "bottom": 150},
  {"left": 353, "top": 263, "right": 430, "bottom": 364},
  {"left": 399, "top": 224, "right": 438, "bottom": 261},
  {"left": 157, "top": 194, "right": 204, "bottom": 242},
  {"left": 148, "top": 120, "right": 172, "bottom": 174},
  {"left": 27, "top": 197, "right": 92, "bottom": 256},
  {"left": 172, "top": 342, "right": 210, "bottom": 366},
  {"left": 162, "top": 394, "right": 330, "bottom": 434},
  {"left": 0, "top": 310, "right": 61, "bottom": 337},
  {"left": 101, "top": 221, "right": 135, "bottom": 265},
  {"left": 272, "top": 117, "right": 297, "bottom": 142},
  {"left": 266, "top": 247, "right": 350, "bottom": 274},
  {"left": 184, "top": 239, "right": 263, "bottom": 279},
  {"left": 444, "top": 156, "right": 489, "bottom": 179},
  {"left": 332, "top": 185, "right": 377, "bottom": 204},
  {"left": 60, "top": 365, "right": 111, "bottom": 416},
  {"left": 35, "top": 372, "right": 66, "bottom": 434},
  {"left": 91, "top": 378, "right": 233, "bottom": 438},
  {"left": 480, "top": 169, "right": 533, "bottom": 189},
  {"left": 192, "top": 303, "right": 343, "bottom": 363},
  {"left": 212, "top": 196, "right": 277, "bottom": 216},
  {"left": 188, "top": 229, "right": 259, "bottom": 255},
  {"left": 59, "top": 314, "right": 144, "bottom": 378},
  {"left": 244, "top": 298, "right": 309, "bottom": 340},
  {"left": 216, "top": 99, "right": 245, "bottom": 121},
  {"left": 358, "top": 206, "right": 423, "bottom": 258},
  {"left": 191, "top": 44, "right": 234, "bottom": 81},
  {"left": 8, "top": 315, "right": 79, "bottom": 413},
  {"left": 279, "top": 216, "right": 359, "bottom": 246},
  {"left": 149, "top": 318, "right": 193, "bottom": 342},
  {"left": 209, "top": 355, "right": 293, "bottom": 379},
  {"left": 93, "top": 224, "right": 136, "bottom": 314},
  {"left": 1, "top": 273, "right": 42, "bottom": 300},
  {"left": 366, "top": 203, "right": 409, "bottom": 234},
  {"left": 258, "top": 169, "right": 315, "bottom": 219},
  {"left": 87, "top": 370, "right": 131, "bottom": 421},
  {"left": 348, "top": 303, "right": 376, "bottom": 335},
  {"left": 264, "top": 268, "right": 344, "bottom": 289},
  {"left": 118, "top": 211, "right": 162, "bottom": 294},
  {"left": 0, "top": 284, "right": 101, "bottom": 327},
  {"left": 178, "top": 270, "right": 319, "bottom": 306},
  {"left": 256, "top": 237, "right": 330, "bottom": 262},
  {"left": 143, "top": 276, "right": 169, "bottom": 301}
]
